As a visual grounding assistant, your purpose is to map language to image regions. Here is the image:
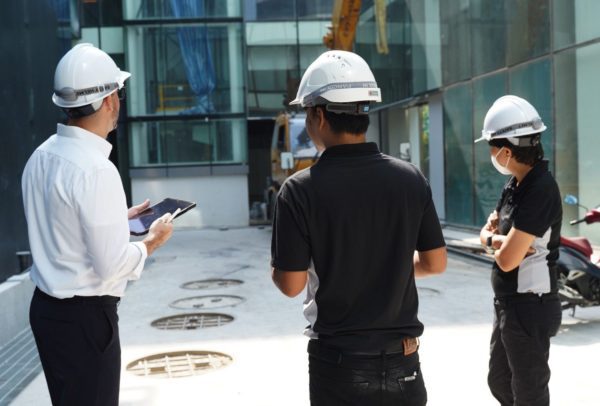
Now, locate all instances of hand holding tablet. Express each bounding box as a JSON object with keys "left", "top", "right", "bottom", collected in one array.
[{"left": 129, "top": 198, "right": 196, "bottom": 236}]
